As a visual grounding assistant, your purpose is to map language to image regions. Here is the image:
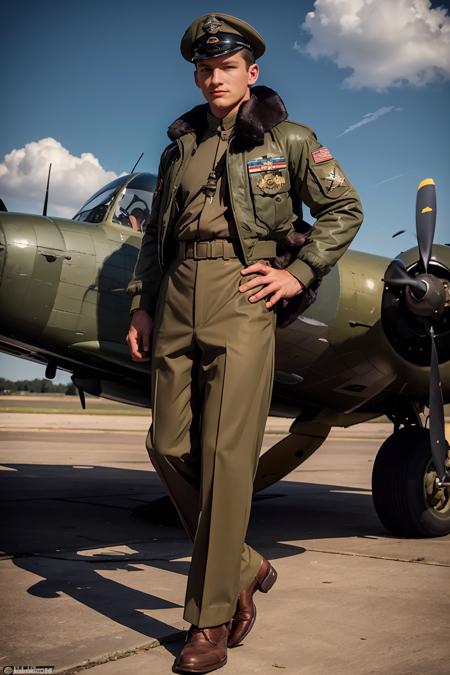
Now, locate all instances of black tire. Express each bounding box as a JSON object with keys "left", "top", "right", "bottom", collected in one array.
[{"left": 372, "top": 427, "right": 450, "bottom": 537}]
